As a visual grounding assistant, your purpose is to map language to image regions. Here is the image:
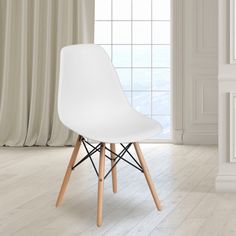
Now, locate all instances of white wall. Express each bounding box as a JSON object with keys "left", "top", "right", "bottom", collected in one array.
[
  {"left": 173, "top": 0, "right": 218, "bottom": 144},
  {"left": 215, "top": 0, "right": 236, "bottom": 192}
]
